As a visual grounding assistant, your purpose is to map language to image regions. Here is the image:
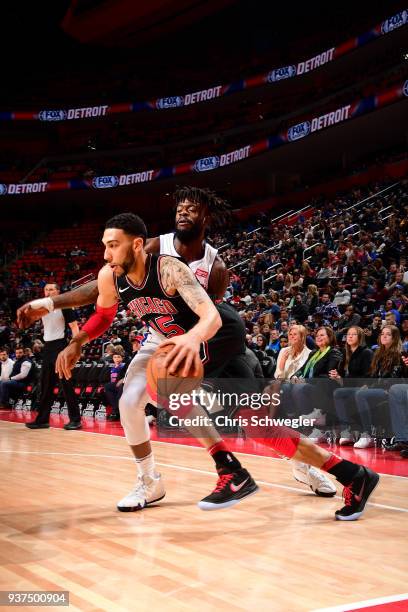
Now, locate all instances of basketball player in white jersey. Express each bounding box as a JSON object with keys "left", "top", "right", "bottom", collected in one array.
[{"left": 150, "top": 186, "right": 337, "bottom": 497}]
